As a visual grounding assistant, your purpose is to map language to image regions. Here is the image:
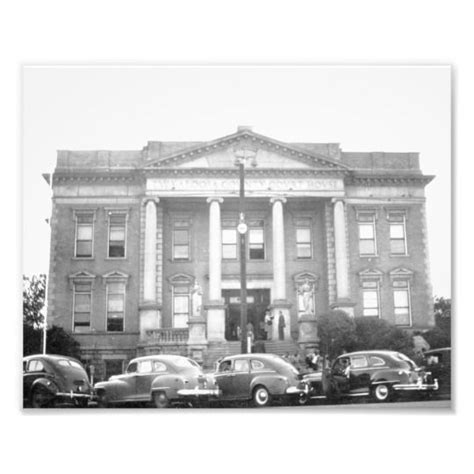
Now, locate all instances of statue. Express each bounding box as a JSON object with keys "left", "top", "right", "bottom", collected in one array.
[
  {"left": 191, "top": 281, "right": 203, "bottom": 317},
  {"left": 298, "top": 279, "right": 314, "bottom": 315}
]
